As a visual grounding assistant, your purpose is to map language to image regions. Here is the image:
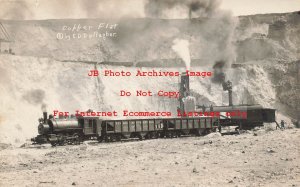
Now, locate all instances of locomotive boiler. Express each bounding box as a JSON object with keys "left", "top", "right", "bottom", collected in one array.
[{"left": 38, "top": 112, "right": 81, "bottom": 134}]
